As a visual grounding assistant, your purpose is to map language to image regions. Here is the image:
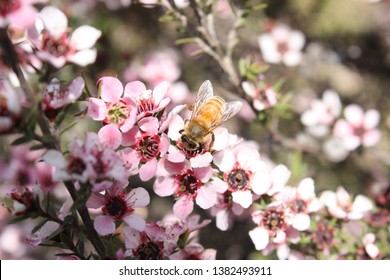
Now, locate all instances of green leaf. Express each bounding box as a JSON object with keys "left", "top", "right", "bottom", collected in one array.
[
  {"left": 272, "top": 78, "right": 285, "bottom": 92},
  {"left": 32, "top": 220, "right": 48, "bottom": 234},
  {"left": 289, "top": 151, "right": 307, "bottom": 183},
  {"left": 175, "top": 37, "right": 196, "bottom": 45},
  {"left": 54, "top": 106, "right": 69, "bottom": 127},
  {"left": 58, "top": 232, "right": 74, "bottom": 249},
  {"left": 11, "top": 133, "right": 34, "bottom": 145},
  {"left": 239, "top": 58, "right": 247, "bottom": 76},
  {"left": 252, "top": 4, "right": 268, "bottom": 11},
  {"left": 8, "top": 212, "right": 39, "bottom": 224}
]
